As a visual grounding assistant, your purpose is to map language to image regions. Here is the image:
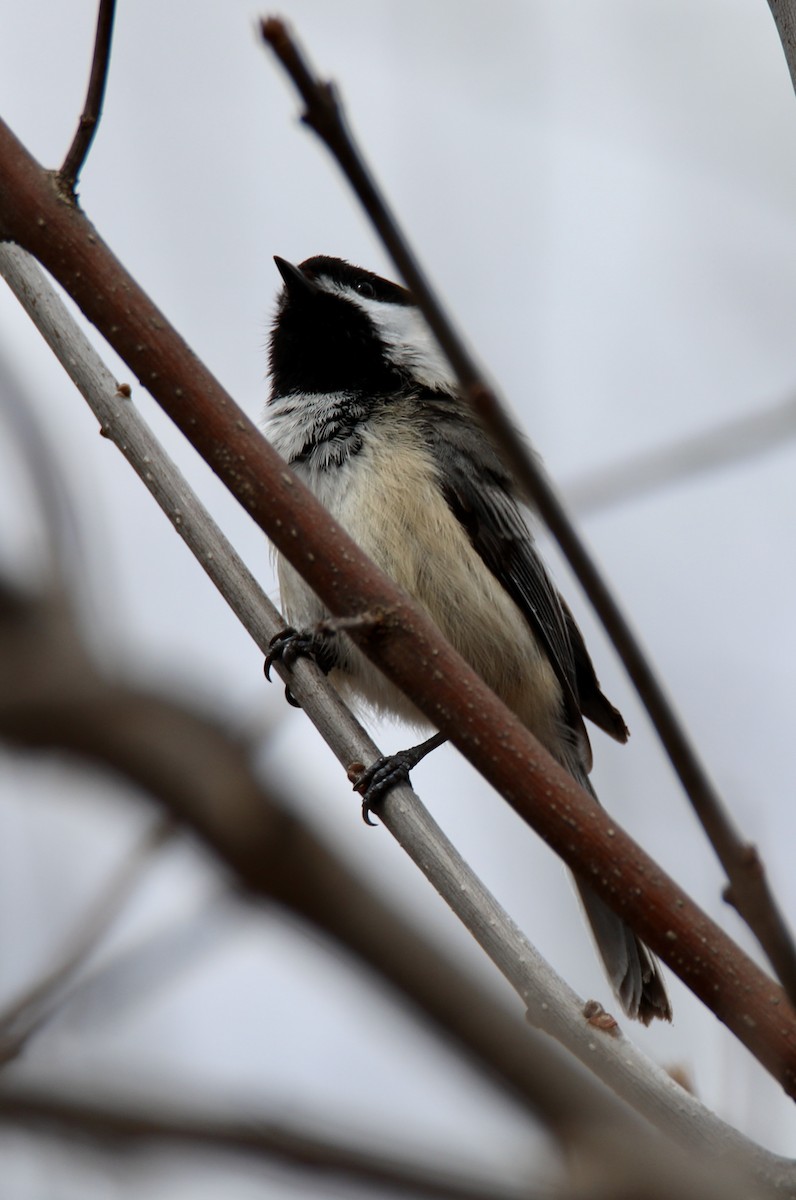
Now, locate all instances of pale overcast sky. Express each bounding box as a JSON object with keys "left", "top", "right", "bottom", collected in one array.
[{"left": 2, "top": 2, "right": 796, "bottom": 1194}]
